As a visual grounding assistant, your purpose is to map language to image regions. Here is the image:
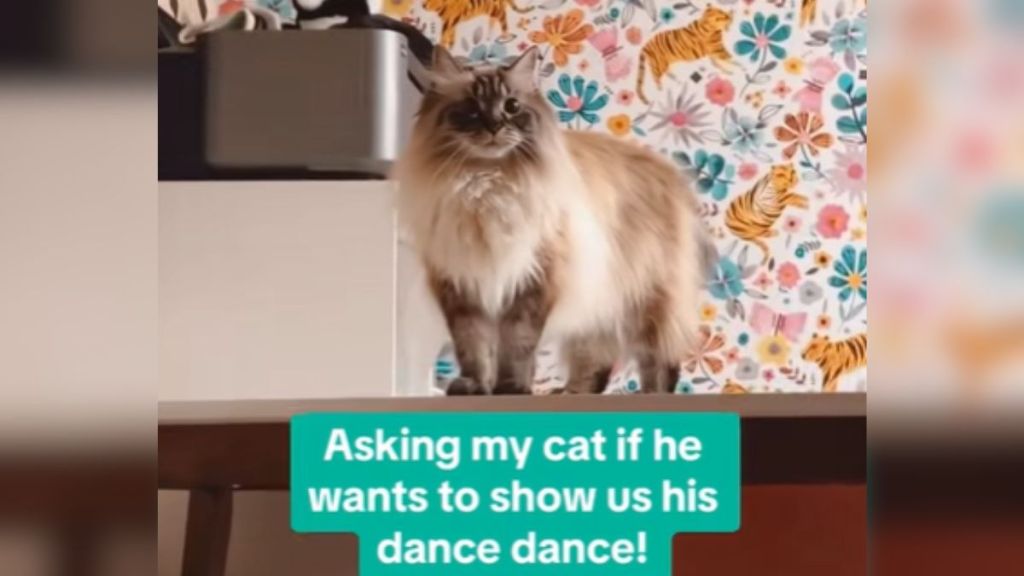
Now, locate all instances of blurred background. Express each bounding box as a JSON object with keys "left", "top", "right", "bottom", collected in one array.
[
  {"left": 870, "top": 1, "right": 1024, "bottom": 574},
  {"left": 0, "top": 1, "right": 153, "bottom": 575}
]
